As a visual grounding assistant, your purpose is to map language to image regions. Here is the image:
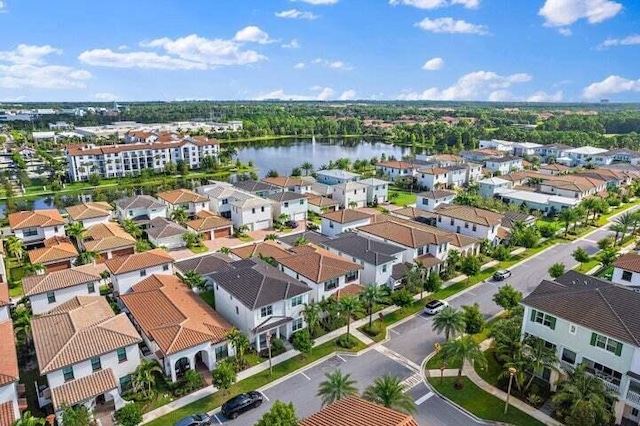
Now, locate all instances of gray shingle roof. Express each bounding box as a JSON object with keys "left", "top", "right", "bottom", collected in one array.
[
  {"left": 233, "top": 180, "right": 280, "bottom": 193},
  {"left": 175, "top": 253, "right": 233, "bottom": 277},
  {"left": 116, "top": 195, "right": 164, "bottom": 210},
  {"left": 417, "top": 190, "right": 456, "bottom": 199},
  {"left": 267, "top": 192, "right": 306, "bottom": 202},
  {"left": 322, "top": 233, "right": 403, "bottom": 266},
  {"left": 146, "top": 217, "right": 187, "bottom": 239},
  {"left": 279, "top": 231, "right": 329, "bottom": 246}
]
